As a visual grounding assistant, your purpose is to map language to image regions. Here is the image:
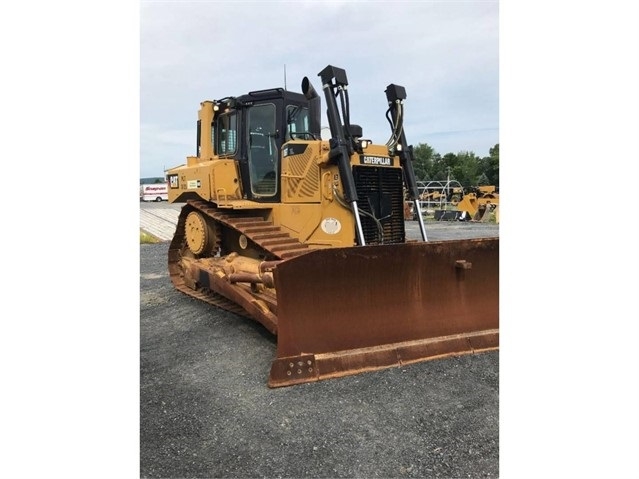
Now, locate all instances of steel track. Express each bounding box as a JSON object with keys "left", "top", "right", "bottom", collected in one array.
[{"left": 168, "top": 199, "right": 311, "bottom": 322}]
